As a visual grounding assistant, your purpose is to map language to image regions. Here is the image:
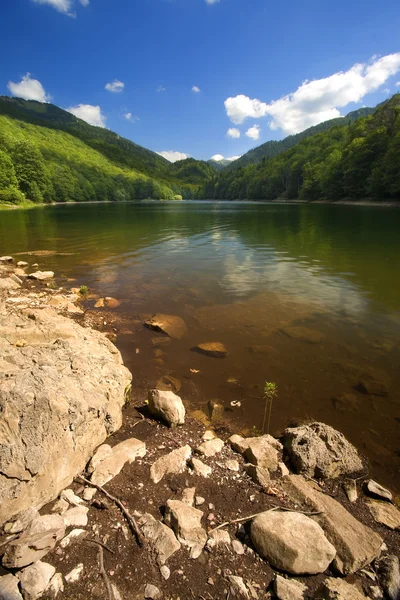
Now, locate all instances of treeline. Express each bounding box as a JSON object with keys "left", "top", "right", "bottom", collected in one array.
[{"left": 200, "top": 95, "right": 400, "bottom": 201}]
